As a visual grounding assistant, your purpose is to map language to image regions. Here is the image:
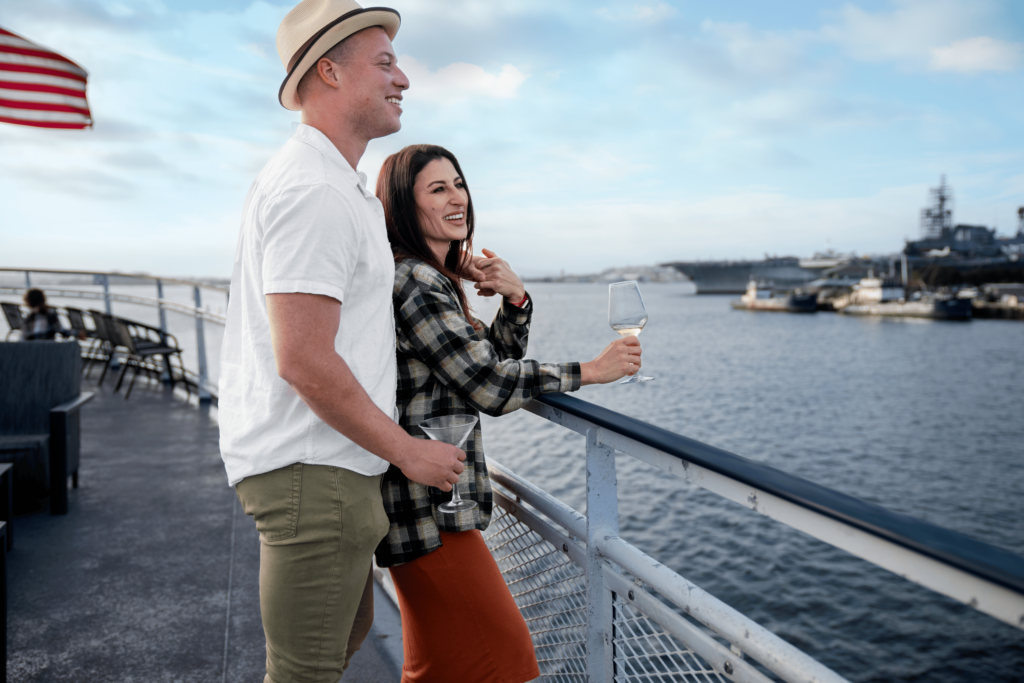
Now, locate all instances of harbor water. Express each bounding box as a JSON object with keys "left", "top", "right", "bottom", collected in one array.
[{"left": 476, "top": 281, "right": 1024, "bottom": 683}]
